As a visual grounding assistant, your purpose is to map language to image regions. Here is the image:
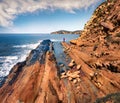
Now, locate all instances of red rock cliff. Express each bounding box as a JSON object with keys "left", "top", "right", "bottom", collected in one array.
[{"left": 0, "top": 0, "right": 120, "bottom": 103}]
